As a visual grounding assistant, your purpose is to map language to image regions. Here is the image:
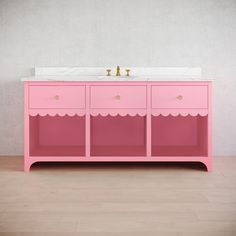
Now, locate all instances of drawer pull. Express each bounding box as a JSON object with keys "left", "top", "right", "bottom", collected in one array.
[
  {"left": 176, "top": 95, "right": 183, "bottom": 100},
  {"left": 115, "top": 95, "right": 121, "bottom": 100},
  {"left": 53, "top": 95, "right": 60, "bottom": 100}
]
